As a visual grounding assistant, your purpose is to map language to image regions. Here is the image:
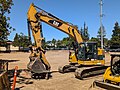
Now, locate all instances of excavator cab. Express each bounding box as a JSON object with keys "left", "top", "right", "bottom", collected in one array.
[
  {"left": 77, "top": 42, "right": 98, "bottom": 60},
  {"left": 111, "top": 54, "right": 120, "bottom": 76},
  {"left": 69, "top": 42, "right": 105, "bottom": 64}
]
